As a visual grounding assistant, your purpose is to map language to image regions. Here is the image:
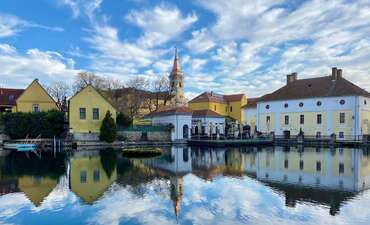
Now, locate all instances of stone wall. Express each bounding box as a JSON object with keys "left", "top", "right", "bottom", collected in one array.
[{"left": 118, "top": 130, "right": 171, "bottom": 142}]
